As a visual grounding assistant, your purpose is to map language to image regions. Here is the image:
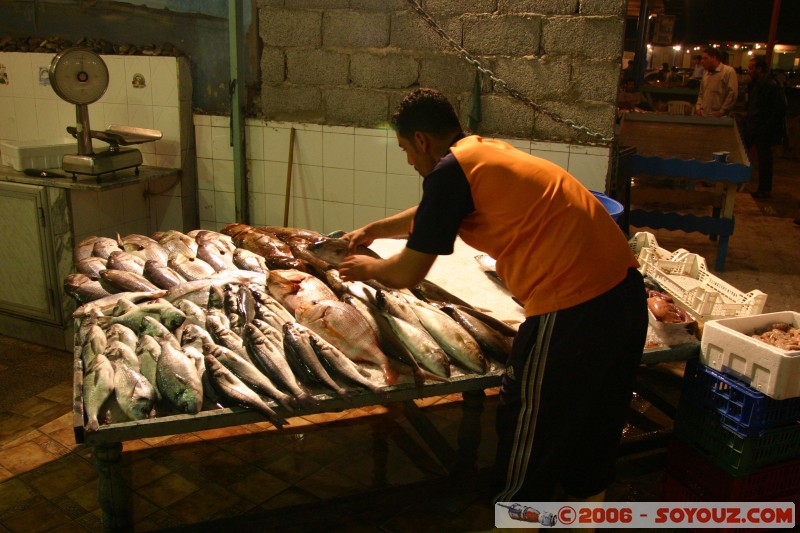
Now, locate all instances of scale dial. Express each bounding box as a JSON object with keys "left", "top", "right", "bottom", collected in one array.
[{"left": 48, "top": 48, "right": 109, "bottom": 105}]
